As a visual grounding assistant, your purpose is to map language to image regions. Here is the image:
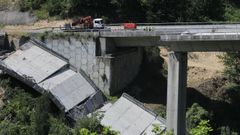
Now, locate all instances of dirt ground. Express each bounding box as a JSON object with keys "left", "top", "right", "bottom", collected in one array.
[
  {"left": 2, "top": 20, "right": 70, "bottom": 34},
  {"left": 3, "top": 20, "right": 69, "bottom": 29},
  {"left": 160, "top": 47, "right": 224, "bottom": 87}
]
